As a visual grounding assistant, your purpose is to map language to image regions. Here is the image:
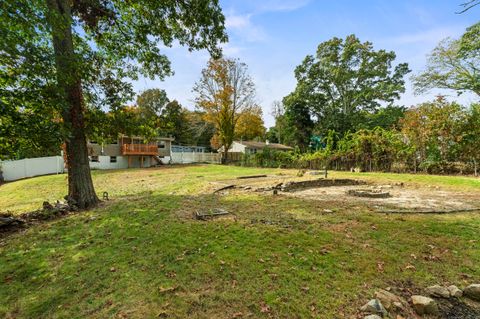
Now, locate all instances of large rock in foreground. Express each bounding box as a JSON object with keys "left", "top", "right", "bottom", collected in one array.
[
  {"left": 426, "top": 285, "right": 450, "bottom": 298},
  {"left": 411, "top": 295, "right": 438, "bottom": 315},
  {"left": 374, "top": 289, "right": 406, "bottom": 311},
  {"left": 360, "top": 299, "right": 387, "bottom": 316},
  {"left": 447, "top": 285, "right": 463, "bottom": 298},
  {"left": 464, "top": 284, "right": 480, "bottom": 301}
]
